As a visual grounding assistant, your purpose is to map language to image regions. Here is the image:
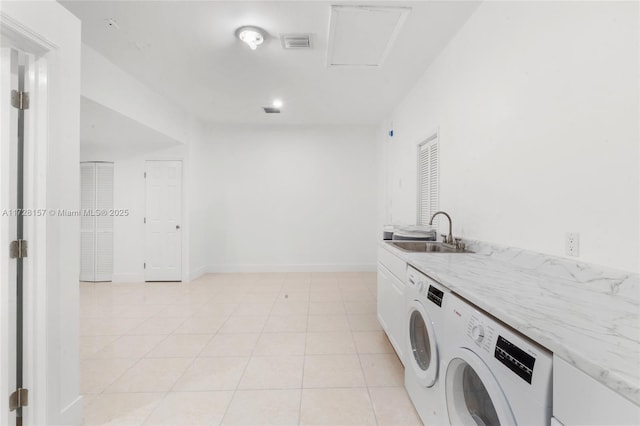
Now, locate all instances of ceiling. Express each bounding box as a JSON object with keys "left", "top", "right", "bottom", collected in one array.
[{"left": 61, "top": 1, "right": 480, "bottom": 125}]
